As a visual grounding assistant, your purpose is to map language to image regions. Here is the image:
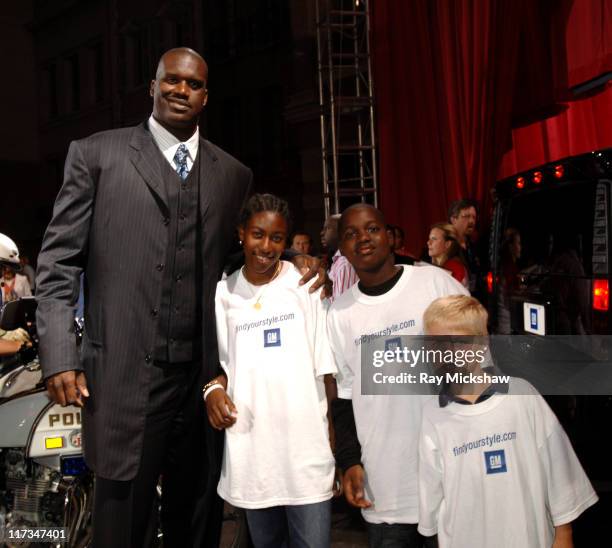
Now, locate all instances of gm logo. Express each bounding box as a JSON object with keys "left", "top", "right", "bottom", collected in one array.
[
  {"left": 530, "top": 308, "right": 538, "bottom": 330},
  {"left": 484, "top": 449, "right": 507, "bottom": 474},
  {"left": 385, "top": 337, "right": 401, "bottom": 352},
  {"left": 264, "top": 328, "right": 281, "bottom": 348}
]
